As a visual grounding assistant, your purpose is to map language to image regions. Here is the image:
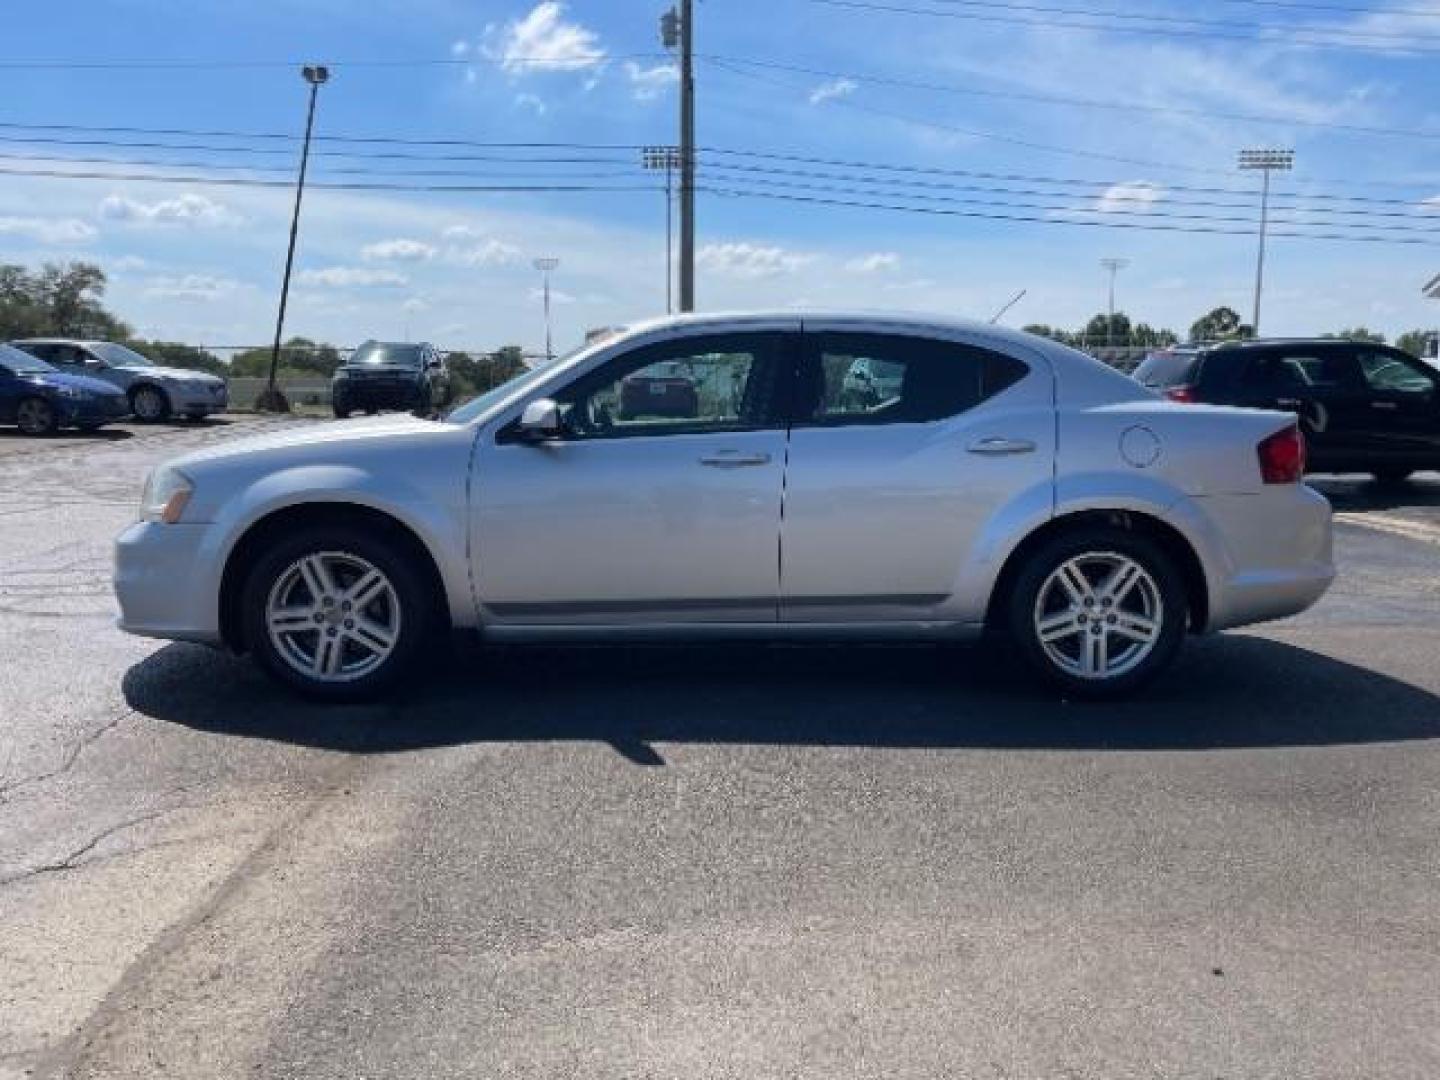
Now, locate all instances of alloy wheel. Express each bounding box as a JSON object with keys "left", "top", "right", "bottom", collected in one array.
[
  {"left": 133, "top": 388, "right": 165, "bottom": 421},
  {"left": 1032, "top": 552, "right": 1163, "bottom": 681},
  {"left": 265, "top": 551, "right": 402, "bottom": 683}
]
